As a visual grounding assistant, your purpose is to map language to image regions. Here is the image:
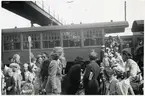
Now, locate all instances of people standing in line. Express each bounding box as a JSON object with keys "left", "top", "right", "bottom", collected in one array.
[
  {"left": 45, "top": 52, "right": 62, "bottom": 94},
  {"left": 5, "top": 68, "right": 16, "bottom": 95},
  {"left": 83, "top": 51, "right": 100, "bottom": 95}
]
